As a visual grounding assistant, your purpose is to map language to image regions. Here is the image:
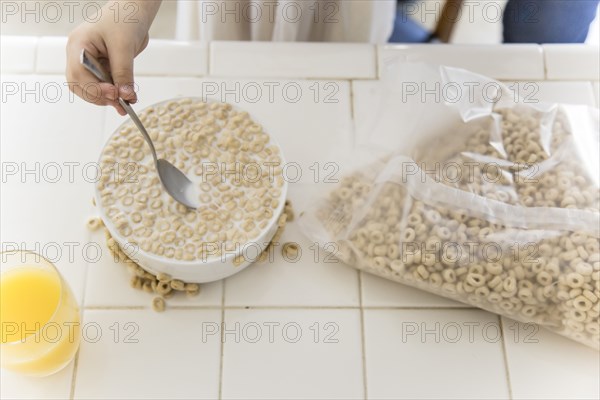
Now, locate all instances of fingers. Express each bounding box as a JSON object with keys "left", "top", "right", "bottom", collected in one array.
[
  {"left": 68, "top": 72, "right": 123, "bottom": 111},
  {"left": 107, "top": 42, "right": 138, "bottom": 104},
  {"left": 66, "top": 38, "right": 129, "bottom": 115},
  {"left": 110, "top": 101, "right": 127, "bottom": 116},
  {"left": 66, "top": 20, "right": 140, "bottom": 116}
]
